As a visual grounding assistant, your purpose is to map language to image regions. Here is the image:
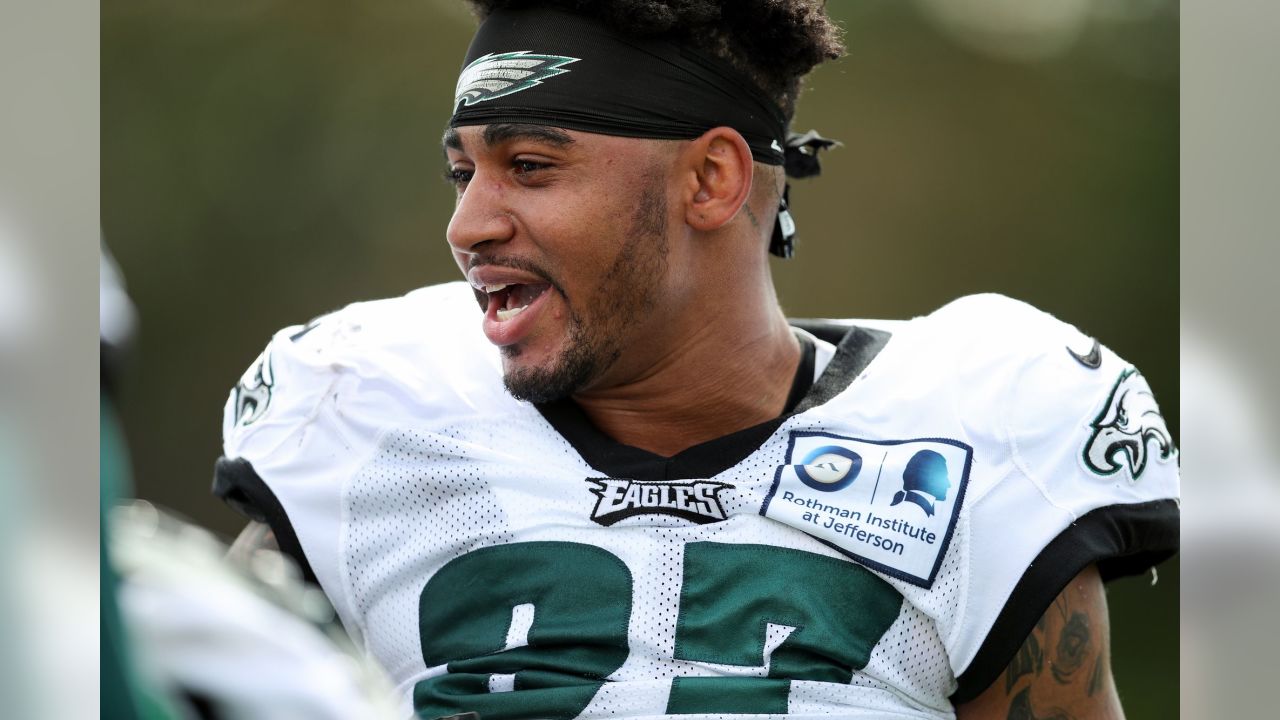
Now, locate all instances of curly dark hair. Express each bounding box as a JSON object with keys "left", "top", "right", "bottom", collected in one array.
[{"left": 462, "top": 0, "right": 844, "bottom": 120}]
